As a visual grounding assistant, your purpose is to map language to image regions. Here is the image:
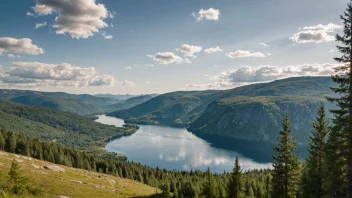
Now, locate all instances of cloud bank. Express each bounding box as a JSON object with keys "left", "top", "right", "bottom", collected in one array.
[
  {"left": 33, "top": 0, "right": 110, "bottom": 39},
  {"left": 0, "top": 37, "right": 44, "bottom": 55},
  {"left": 290, "top": 23, "right": 342, "bottom": 43}
]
